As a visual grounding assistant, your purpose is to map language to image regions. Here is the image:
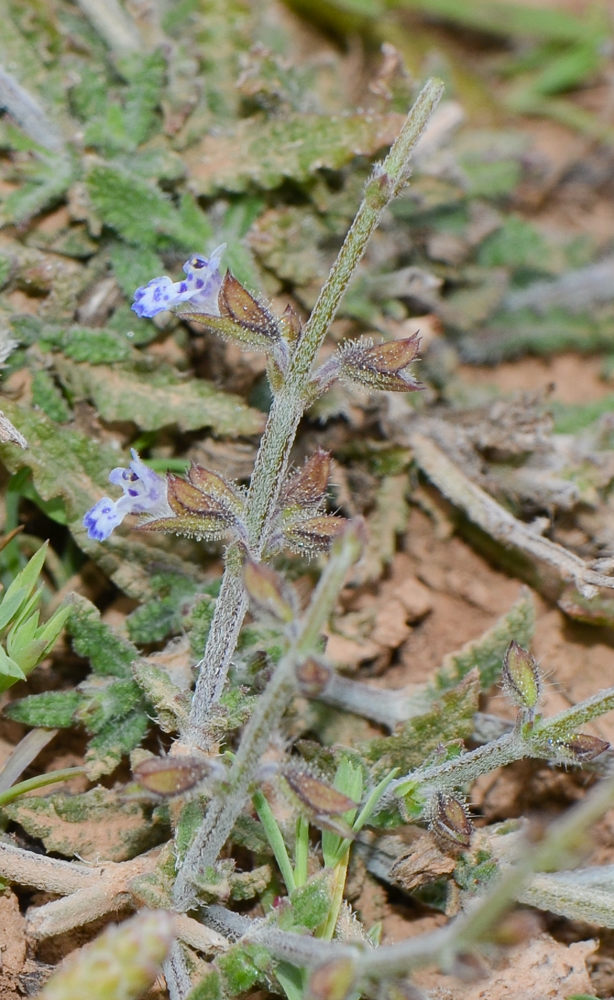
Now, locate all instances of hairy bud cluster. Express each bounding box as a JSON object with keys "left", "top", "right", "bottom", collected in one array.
[
  {"left": 335, "top": 333, "right": 423, "bottom": 392},
  {"left": 275, "top": 449, "right": 346, "bottom": 556}
]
